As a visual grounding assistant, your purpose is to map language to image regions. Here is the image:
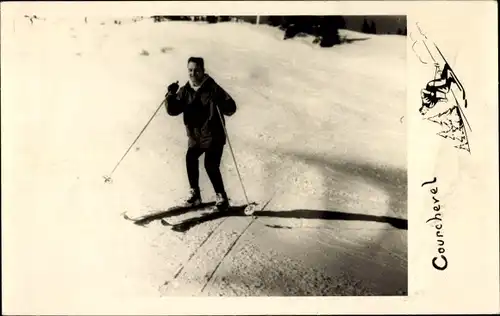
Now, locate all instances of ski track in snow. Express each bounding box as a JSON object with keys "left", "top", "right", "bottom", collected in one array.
[{"left": 2, "top": 17, "right": 407, "bottom": 307}]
